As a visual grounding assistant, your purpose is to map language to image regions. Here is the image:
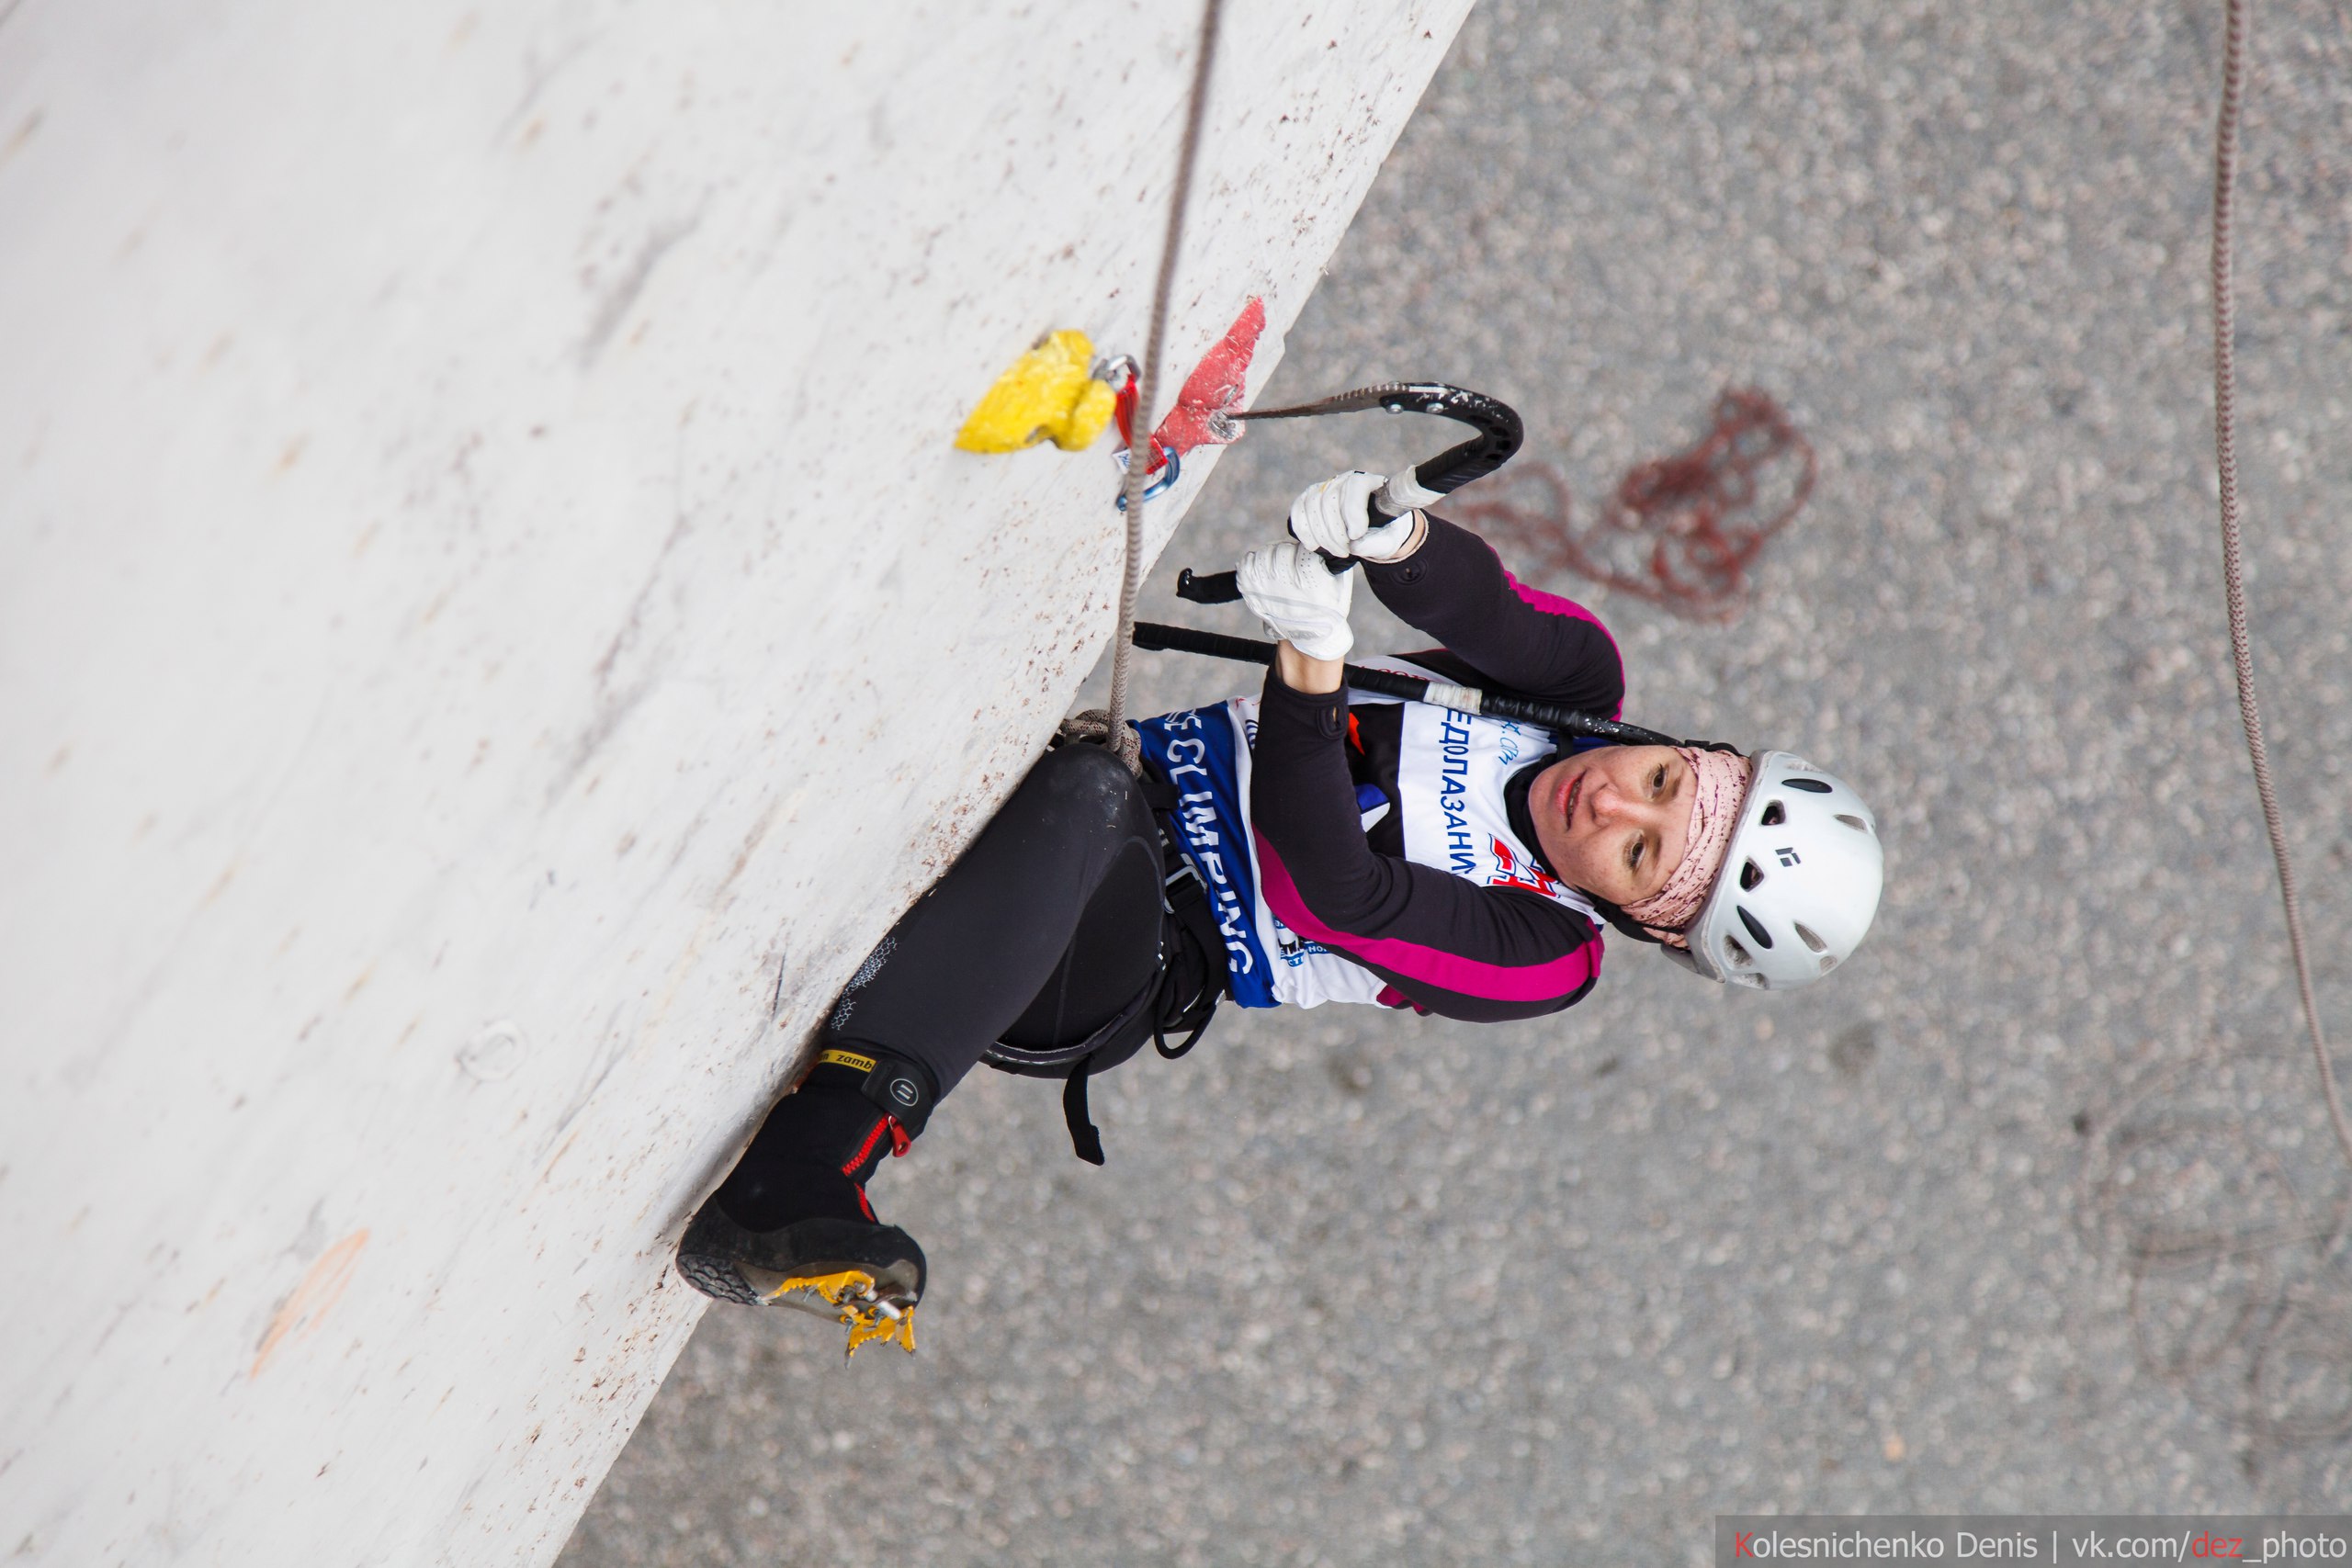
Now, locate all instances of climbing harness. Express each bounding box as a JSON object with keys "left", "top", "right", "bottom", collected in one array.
[
  {"left": 980, "top": 735, "right": 1228, "bottom": 1166},
  {"left": 2206, "top": 0, "right": 2352, "bottom": 1171}
]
